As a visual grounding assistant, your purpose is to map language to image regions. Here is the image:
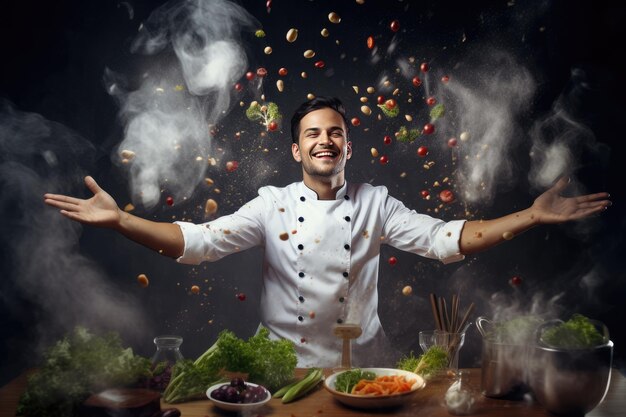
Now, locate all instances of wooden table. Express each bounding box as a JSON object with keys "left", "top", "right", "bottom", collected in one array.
[{"left": 1, "top": 368, "right": 624, "bottom": 417}]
